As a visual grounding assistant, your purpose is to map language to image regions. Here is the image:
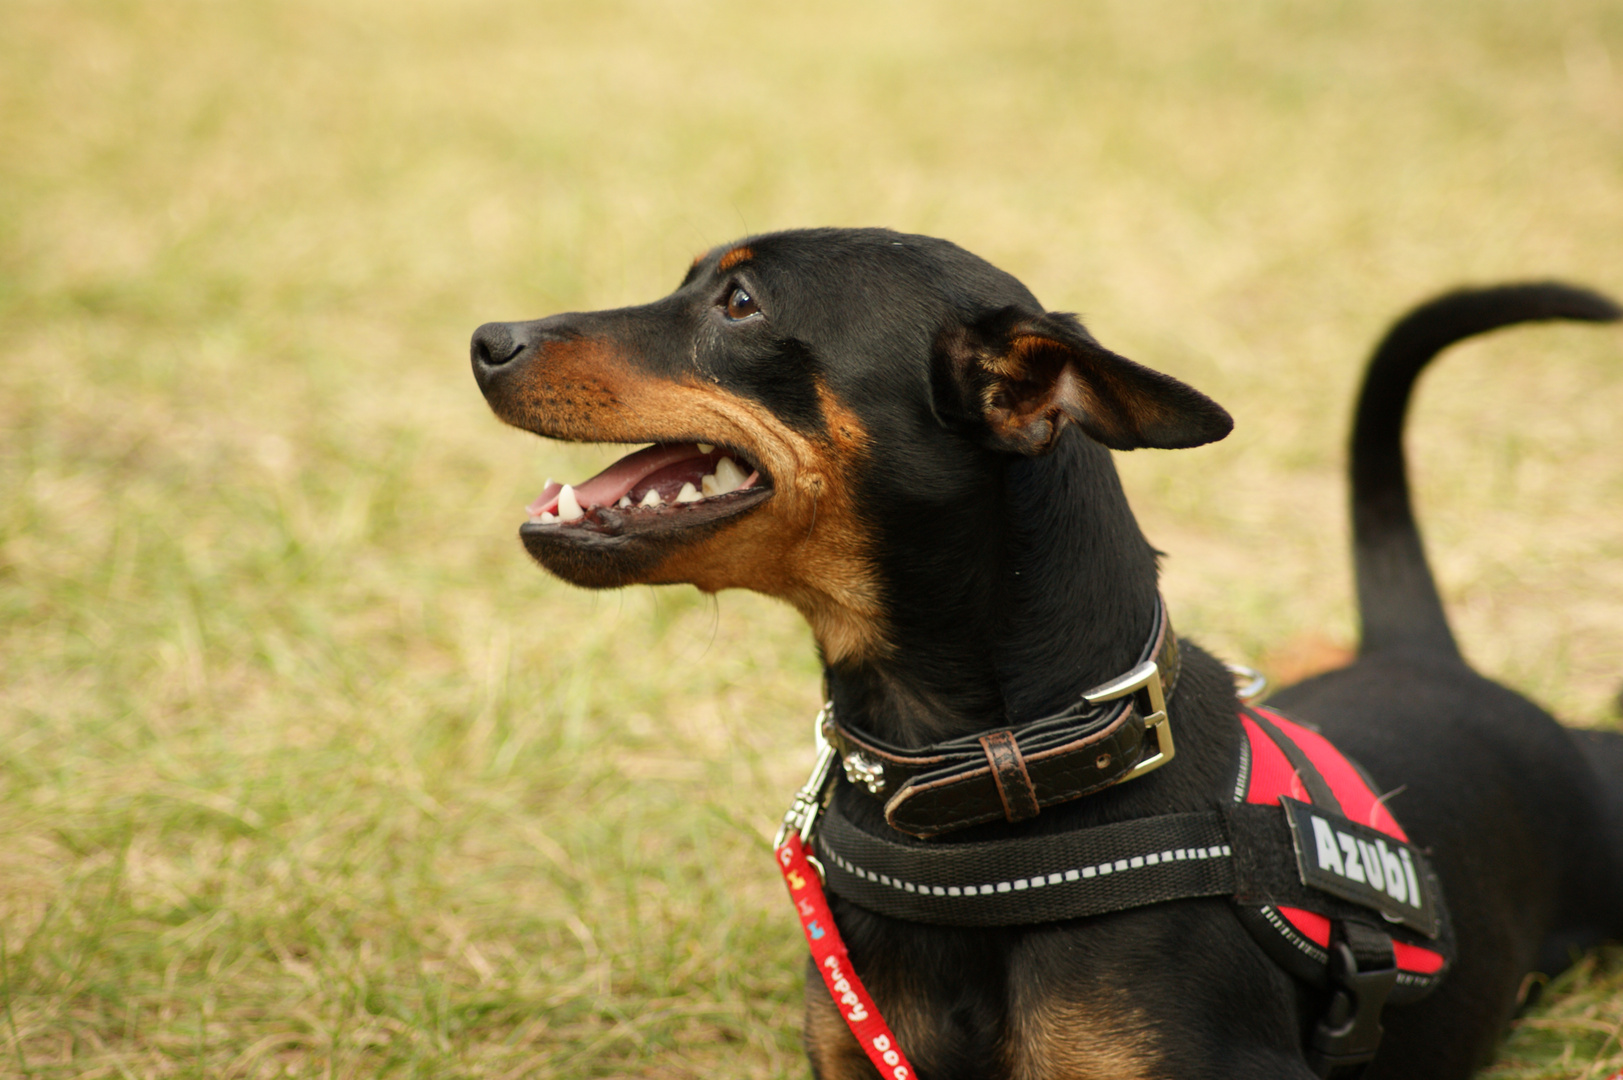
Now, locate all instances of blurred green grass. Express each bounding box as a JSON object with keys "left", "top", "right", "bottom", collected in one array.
[{"left": 1, "top": 0, "right": 1621, "bottom": 1076}]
